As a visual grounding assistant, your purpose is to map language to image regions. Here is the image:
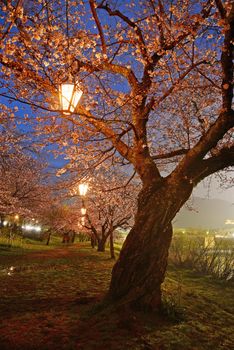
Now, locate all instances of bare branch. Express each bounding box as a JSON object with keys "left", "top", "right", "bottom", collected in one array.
[
  {"left": 77, "top": 59, "right": 138, "bottom": 88},
  {"left": 220, "top": 3, "right": 234, "bottom": 111},
  {"left": 215, "top": 0, "right": 227, "bottom": 19},
  {"left": 98, "top": 1, "right": 148, "bottom": 61},
  {"left": 192, "top": 145, "right": 234, "bottom": 185},
  {"left": 153, "top": 60, "right": 208, "bottom": 109},
  {"left": 172, "top": 110, "right": 234, "bottom": 178},
  {"left": 89, "top": 0, "right": 107, "bottom": 55},
  {"left": 102, "top": 171, "right": 137, "bottom": 192},
  {"left": 0, "top": 0, "right": 23, "bottom": 41},
  {"left": 142, "top": 0, "right": 213, "bottom": 88},
  {"left": 152, "top": 148, "right": 188, "bottom": 160},
  {"left": 73, "top": 106, "right": 134, "bottom": 163}
]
